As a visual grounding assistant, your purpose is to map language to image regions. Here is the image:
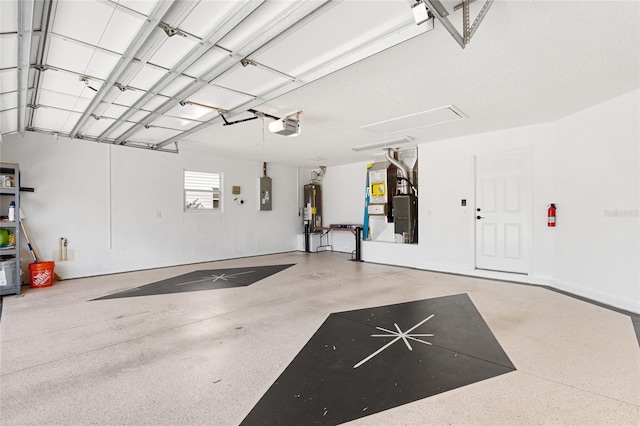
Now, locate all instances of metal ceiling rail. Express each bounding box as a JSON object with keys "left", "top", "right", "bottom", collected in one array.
[
  {"left": 24, "top": 127, "right": 179, "bottom": 153},
  {"left": 94, "top": 0, "right": 265, "bottom": 142},
  {"left": 17, "top": 0, "right": 35, "bottom": 135},
  {"left": 27, "top": 0, "right": 54, "bottom": 130},
  {"left": 152, "top": 5, "right": 432, "bottom": 149},
  {"left": 114, "top": 1, "right": 333, "bottom": 147},
  {"left": 67, "top": 0, "right": 177, "bottom": 138}
]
